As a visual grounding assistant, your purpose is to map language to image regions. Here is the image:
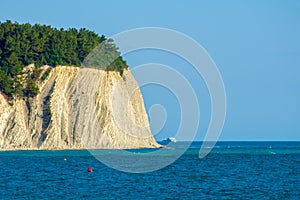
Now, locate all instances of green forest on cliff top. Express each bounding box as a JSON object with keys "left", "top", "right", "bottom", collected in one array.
[{"left": 0, "top": 20, "right": 128, "bottom": 100}]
